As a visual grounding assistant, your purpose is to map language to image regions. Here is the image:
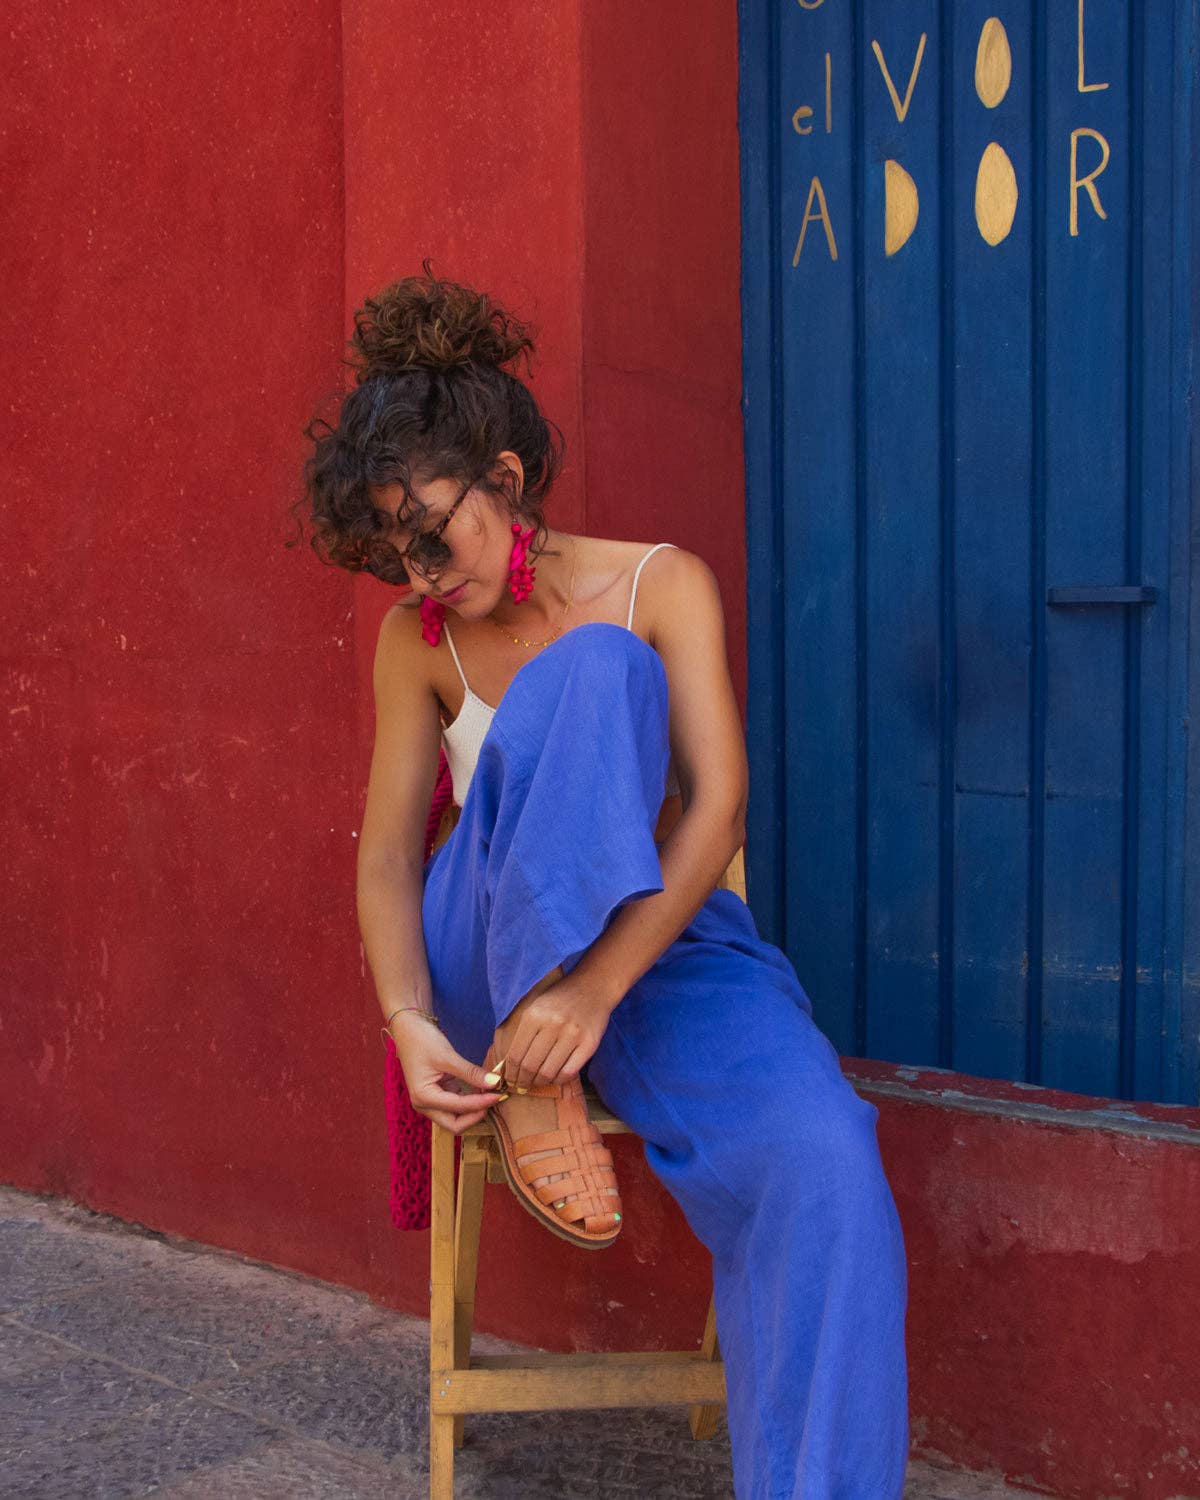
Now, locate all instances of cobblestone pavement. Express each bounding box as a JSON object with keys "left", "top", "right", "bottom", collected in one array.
[{"left": 1, "top": 1184, "right": 1052, "bottom": 1499}]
